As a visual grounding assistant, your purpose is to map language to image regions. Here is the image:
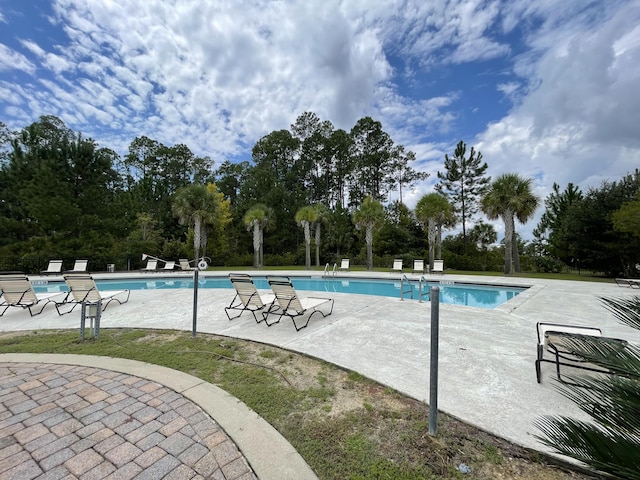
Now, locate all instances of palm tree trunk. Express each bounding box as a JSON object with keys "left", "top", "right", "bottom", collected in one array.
[
  {"left": 512, "top": 230, "right": 521, "bottom": 272},
  {"left": 252, "top": 222, "right": 260, "bottom": 268},
  {"left": 366, "top": 224, "right": 373, "bottom": 270},
  {"left": 303, "top": 221, "right": 311, "bottom": 269},
  {"left": 315, "top": 224, "right": 321, "bottom": 267},
  {"left": 428, "top": 218, "right": 436, "bottom": 271},
  {"left": 503, "top": 213, "right": 515, "bottom": 274},
  {"left": 194, "top": 217, "right": 202, "bottom": 264}
]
